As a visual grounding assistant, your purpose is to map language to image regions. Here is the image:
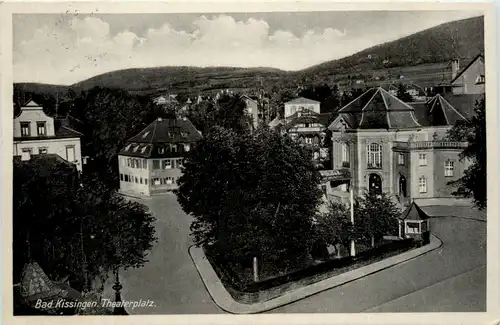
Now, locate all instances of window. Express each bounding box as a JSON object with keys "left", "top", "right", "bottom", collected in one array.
[
  {"left": 419, "top": 177, "right": 427, "bottom": 193},
  {"left": 367, "top": 143, "right": 382, "bottom": 169},
  {"left": 171, "top": 144, "right": 177, "bottom": 153},
  {"left": 134, "top": 176, "right": 138, "bottom": 183},
  {"left": 140, "top": 177, "right": 143, "bottom": 184},
  {"left": 305, "top": 137, "right": 312, "bottom": 145},
  {"left": 158, "top": 147, "right": 164, "bottom": 154},
  {"left": 418, "top": 154, "right": 427, "bottom": 166},
  {"left": 166, "top": 177, "right": 174, "bottom": 185},
  {"left": 142, "top": 131, "right": 150, "bottom": 139},
  {"left": 145, "top": 178, "right": 148, "bottom": 185},
  {"left": 475, "top": 75, "right": 485, "bottom": 84},
  {"left": 20, "top": 122, "right": 30, "bottom": 137},
  {"left": 184, "top": 144, "right": 191, "bottom": 152},
  {"left": 304, "top": 123, "right": 310, "bottom": 128},
  {"left": 398, "top": 153, "right": 405, "bottom": 165},
  {"left": 181, "top": 132, "right": 188, "bottom": 138},
  {"left": 141, "top": 146, "right": 147, "bottom": 154},
  {"left": 125, "top": 144, "right": 132, "bottom": 151},
  {"left": 38, "top": 147, "right": 48, "bottom": 154},
  {"left": 142, "top": 159, "right": 147, "bottom": 169},
  {"left": 37, "top": 122, "right": 46, "bottom": 136},
  {"left": 445, "top": 161, "right": 454, "bottom": 177},
  {"left": 342, "top": 143, "right": 350, "bottom": 167},
  {"left": 162, "top": 159, "right": 172, "bottom": 169},
  {"left": 120, "top": 174, "right": 124, "bottom": 181},
  {"left": 406, "top": 222, "right": 420, "bottom": 234},
  {"left": 153, "top": 160, "right": 160, "bottom": 169},
  {"left": 66, "top": 146, "right": 75, "bottom": 162},
  {"left": 153, "top": 178, "right": 160, "bottom": 185},
  {"left": 124, "top": 175, "right": 129, "bottom": 182},
  {"left": 176, "top": 159, "right": 183, "bottom": 168}
]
